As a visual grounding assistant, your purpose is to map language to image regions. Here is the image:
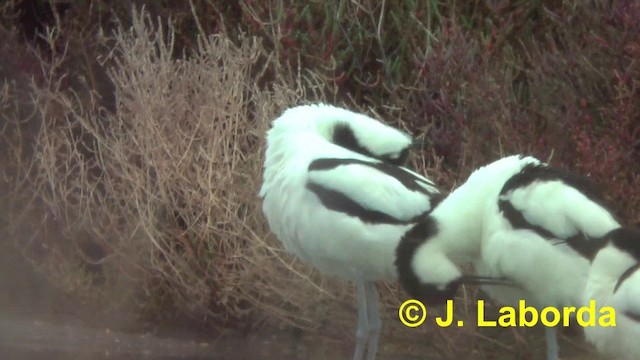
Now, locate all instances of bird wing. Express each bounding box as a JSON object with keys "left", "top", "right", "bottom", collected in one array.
[
  {"left": 306, "top": 158, "right": 441, "bottom": 224},
  {"left": 613, "top": 265, "right": 640, "bottom": 321},
  {"left": 498, "top": 166, "right": 620, "bottom": 258}
]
